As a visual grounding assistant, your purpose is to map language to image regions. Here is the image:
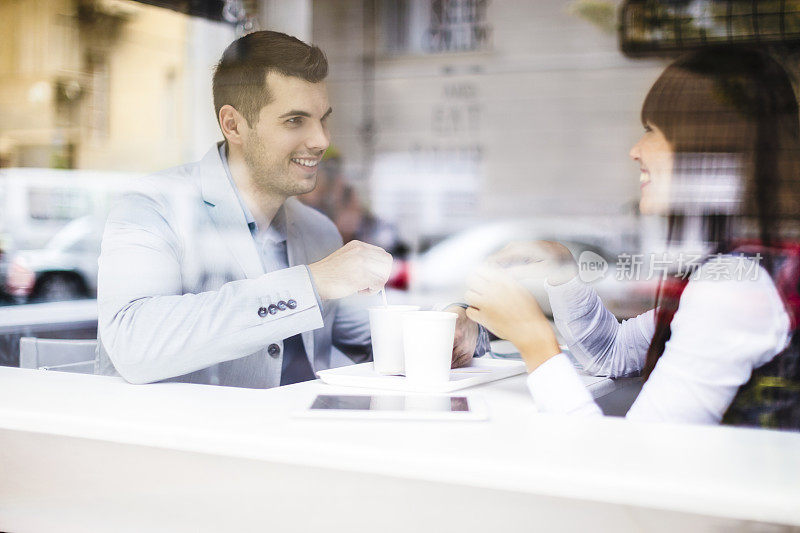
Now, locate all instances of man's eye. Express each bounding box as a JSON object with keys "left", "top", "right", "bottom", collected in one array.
[{"left": 286, "top": 117, "right": 303, "bottom": 125}]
